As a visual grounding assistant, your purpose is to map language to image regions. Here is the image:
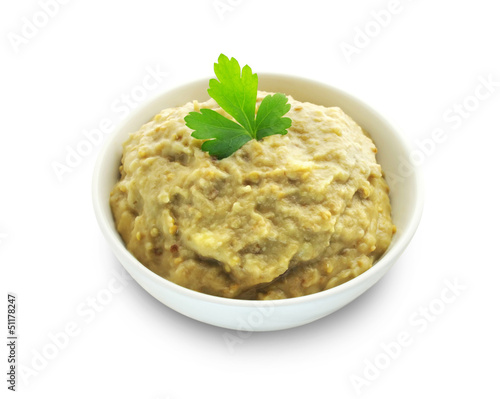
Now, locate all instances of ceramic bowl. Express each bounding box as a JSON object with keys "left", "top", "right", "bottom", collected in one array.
[{"left": 92, "top": 74, "right": 423, "bottom": 331}]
